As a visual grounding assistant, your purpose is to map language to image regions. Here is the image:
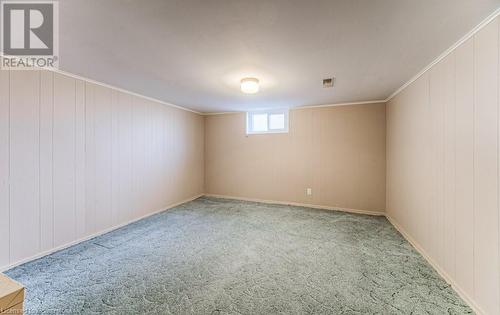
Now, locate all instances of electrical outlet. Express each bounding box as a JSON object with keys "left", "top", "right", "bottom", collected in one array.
[{"left": 306, "top": 188, "right": 312, "bottom": 196}]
